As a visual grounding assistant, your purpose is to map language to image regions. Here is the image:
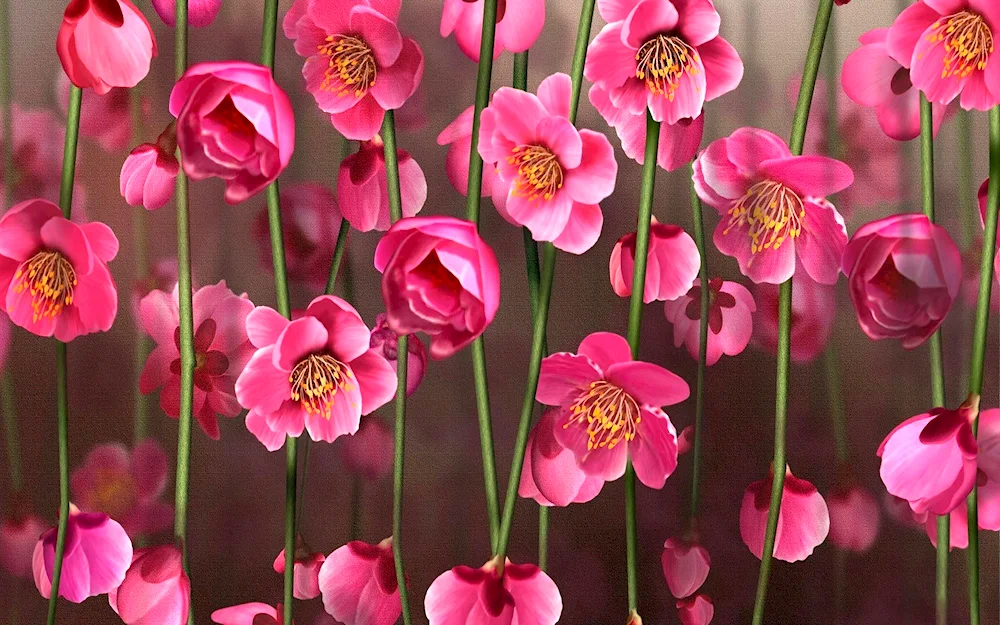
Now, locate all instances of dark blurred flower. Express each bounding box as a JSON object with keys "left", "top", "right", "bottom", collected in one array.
[
  {"left": 109, "top": 544, "right": 190, "bottom": 625},
  {"left": 340, "top": 416, "right": 394, "bottom": 481},
  {"left": 338, "top": 137, "right": 426, "bottom": 232},
  {"left": 131, "top": 258, "right": 180, "bottom": 321},
  {"left": 0, "top": 105, "right": 85, "bottom": 212},
  {"left": 740, "top": 466, "right": 829, "bottom": 562},
  {"left": 665, "top": 278, "right": 755, "bottom": 366},
  {"left": 826, "top": 485, "right": 881, "bottom": 552},
  {"left": 319, "top": 539, "right": 400, "bottom": 625},
  {"left": 57, "top": 71, "right": 138, "bottom": 152},
  {"left": 753, "top": 271, "right": 835, "bottom": 363},
  {"left": 0, "top": 509, "right": 46, "bottom": 579}
]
